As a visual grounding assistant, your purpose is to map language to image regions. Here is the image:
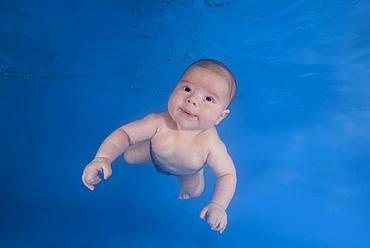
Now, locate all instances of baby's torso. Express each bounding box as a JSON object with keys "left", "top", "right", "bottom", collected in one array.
[{"left": 150, "top": 116, "right": 212, "bottom": 175}]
